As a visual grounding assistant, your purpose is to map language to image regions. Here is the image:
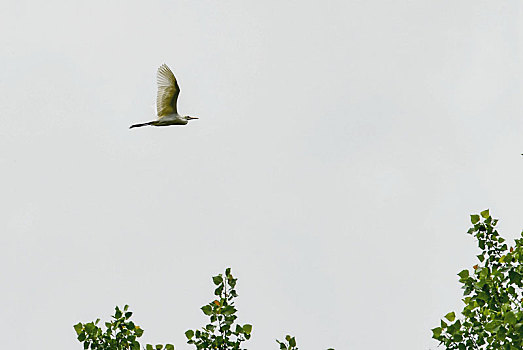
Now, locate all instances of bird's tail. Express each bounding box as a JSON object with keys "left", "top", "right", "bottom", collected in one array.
[{"left": 129, "top": 121, "right": 154, "bottom": 129}]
